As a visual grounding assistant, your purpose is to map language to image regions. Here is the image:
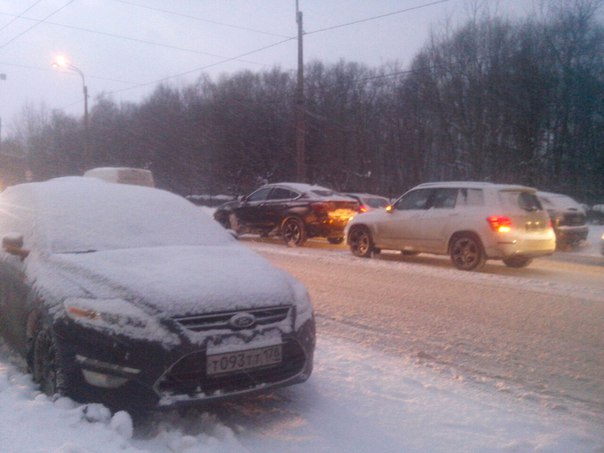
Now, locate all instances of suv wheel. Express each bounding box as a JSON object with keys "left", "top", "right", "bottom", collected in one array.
[
  {"left": 349, "top": 226, "right": 374, "bottom": 258},
  {"left": 502, "top": 256, "right": 533, "bottom": 268},
  {"left": 282, "top": 217, "right": 307, "bottom": 247},
  {"left": 450, "top": 234, "right": 486, "bottom": 271}
]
